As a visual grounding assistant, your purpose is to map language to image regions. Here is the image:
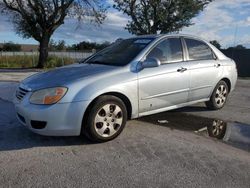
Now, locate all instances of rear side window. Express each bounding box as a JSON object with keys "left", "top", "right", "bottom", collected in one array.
[
  {"left": 147, "top": 38, "right": 183, "bottom": 64},
  {"left": 185, "top": 38, "right": 215, "bottom": 61}
]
